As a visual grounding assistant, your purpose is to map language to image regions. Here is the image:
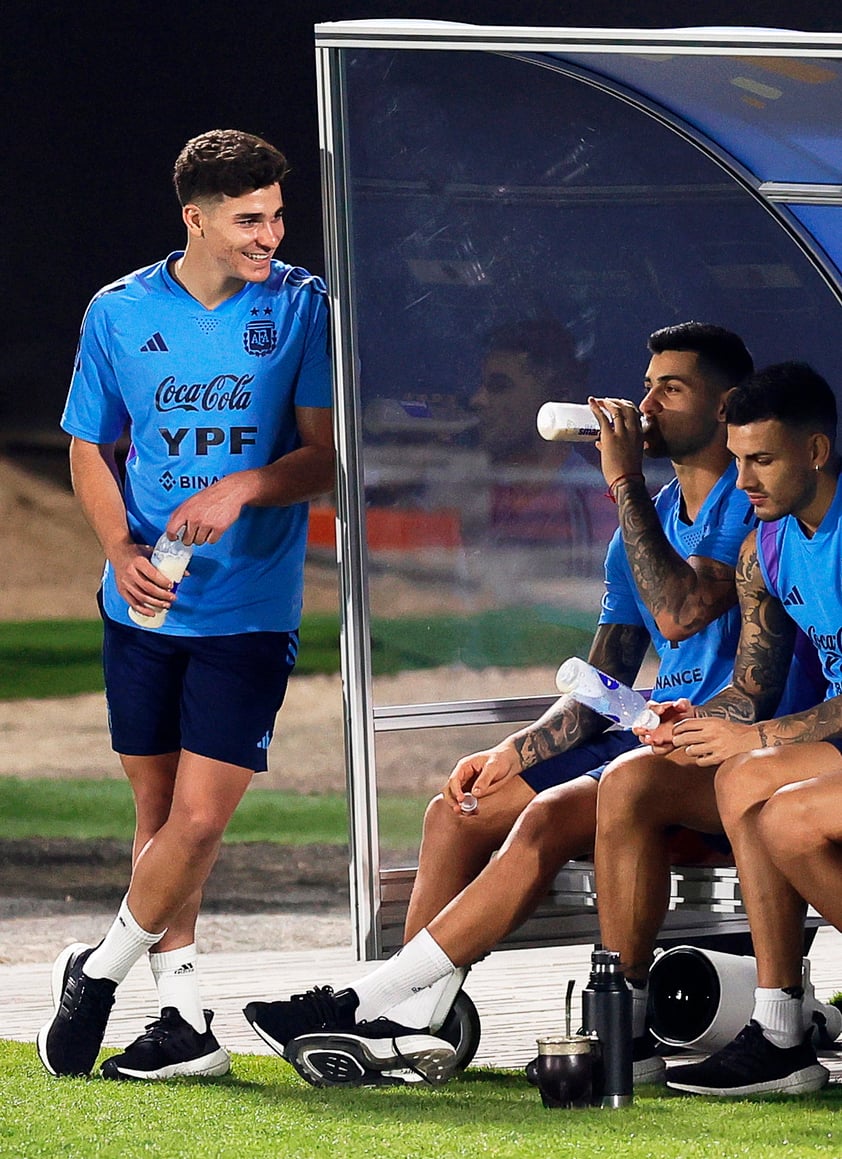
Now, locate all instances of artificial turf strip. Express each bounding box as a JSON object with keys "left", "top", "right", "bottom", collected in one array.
[{"left": 2, "top": 1041, "right": 842, "bottom": 1159}]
